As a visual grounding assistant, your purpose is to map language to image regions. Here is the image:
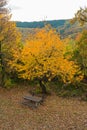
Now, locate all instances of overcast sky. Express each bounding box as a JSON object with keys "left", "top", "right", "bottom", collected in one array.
[{"left": 8, "top": 0, "right": 87, "bottom": 22}]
